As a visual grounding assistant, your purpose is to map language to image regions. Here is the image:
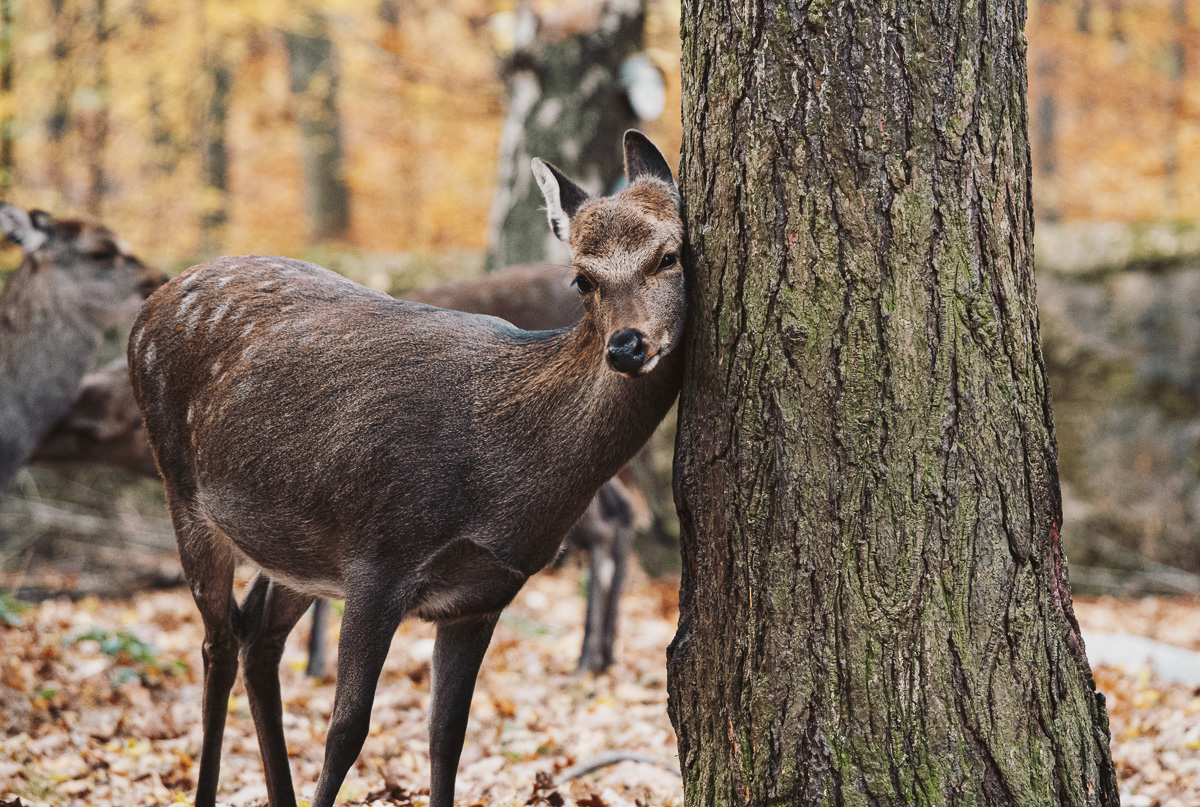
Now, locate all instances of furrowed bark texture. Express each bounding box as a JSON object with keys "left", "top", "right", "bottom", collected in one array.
[{"left": 665, "top": 1, "right": 1119, "bottom": 805}]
